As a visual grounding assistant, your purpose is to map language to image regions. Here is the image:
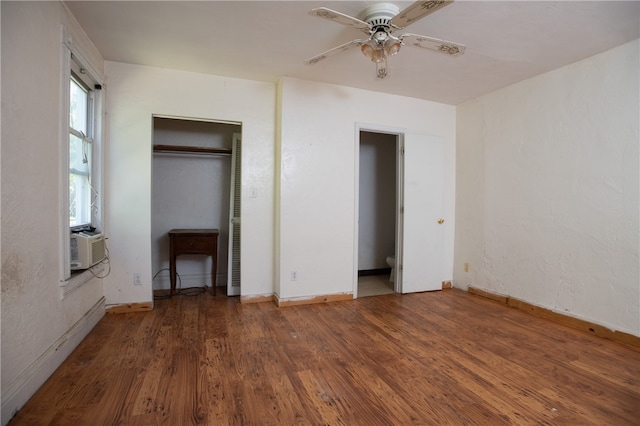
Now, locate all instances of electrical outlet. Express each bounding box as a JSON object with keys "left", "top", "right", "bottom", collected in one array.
[
  {"left": 464, "top": 263, "right": 469, "bottom": 273},
  {"left": 291, "top": 271, "right": 297, "bottom": 281},
  {"left": 133, "top": 273, "right": 142, "bottom": 285}
]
